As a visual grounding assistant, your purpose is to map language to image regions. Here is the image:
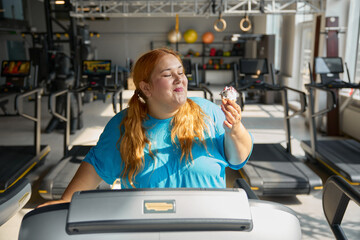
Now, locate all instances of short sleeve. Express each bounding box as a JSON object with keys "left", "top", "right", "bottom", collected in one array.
[{"left": 83, "top": 110, "right": 126, "bottom": 185}]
